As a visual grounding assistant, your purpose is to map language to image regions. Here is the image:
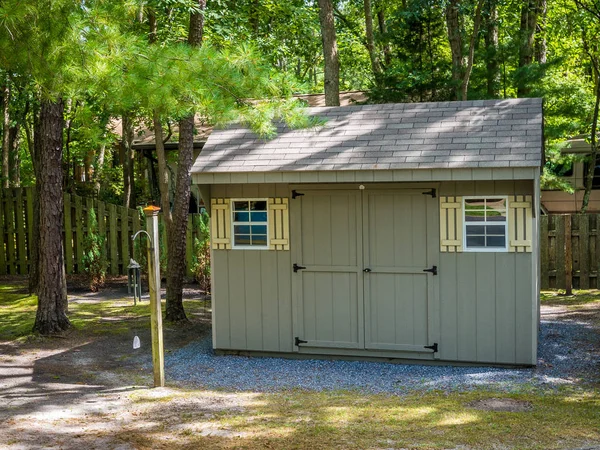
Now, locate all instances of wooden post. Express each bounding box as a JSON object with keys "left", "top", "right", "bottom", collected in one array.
[
  {"left": 565, "top": 215, "right": 573, "bottom": 295},
  {"left": 144, "top": 205, "right": 165, "bottom": 388}
]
